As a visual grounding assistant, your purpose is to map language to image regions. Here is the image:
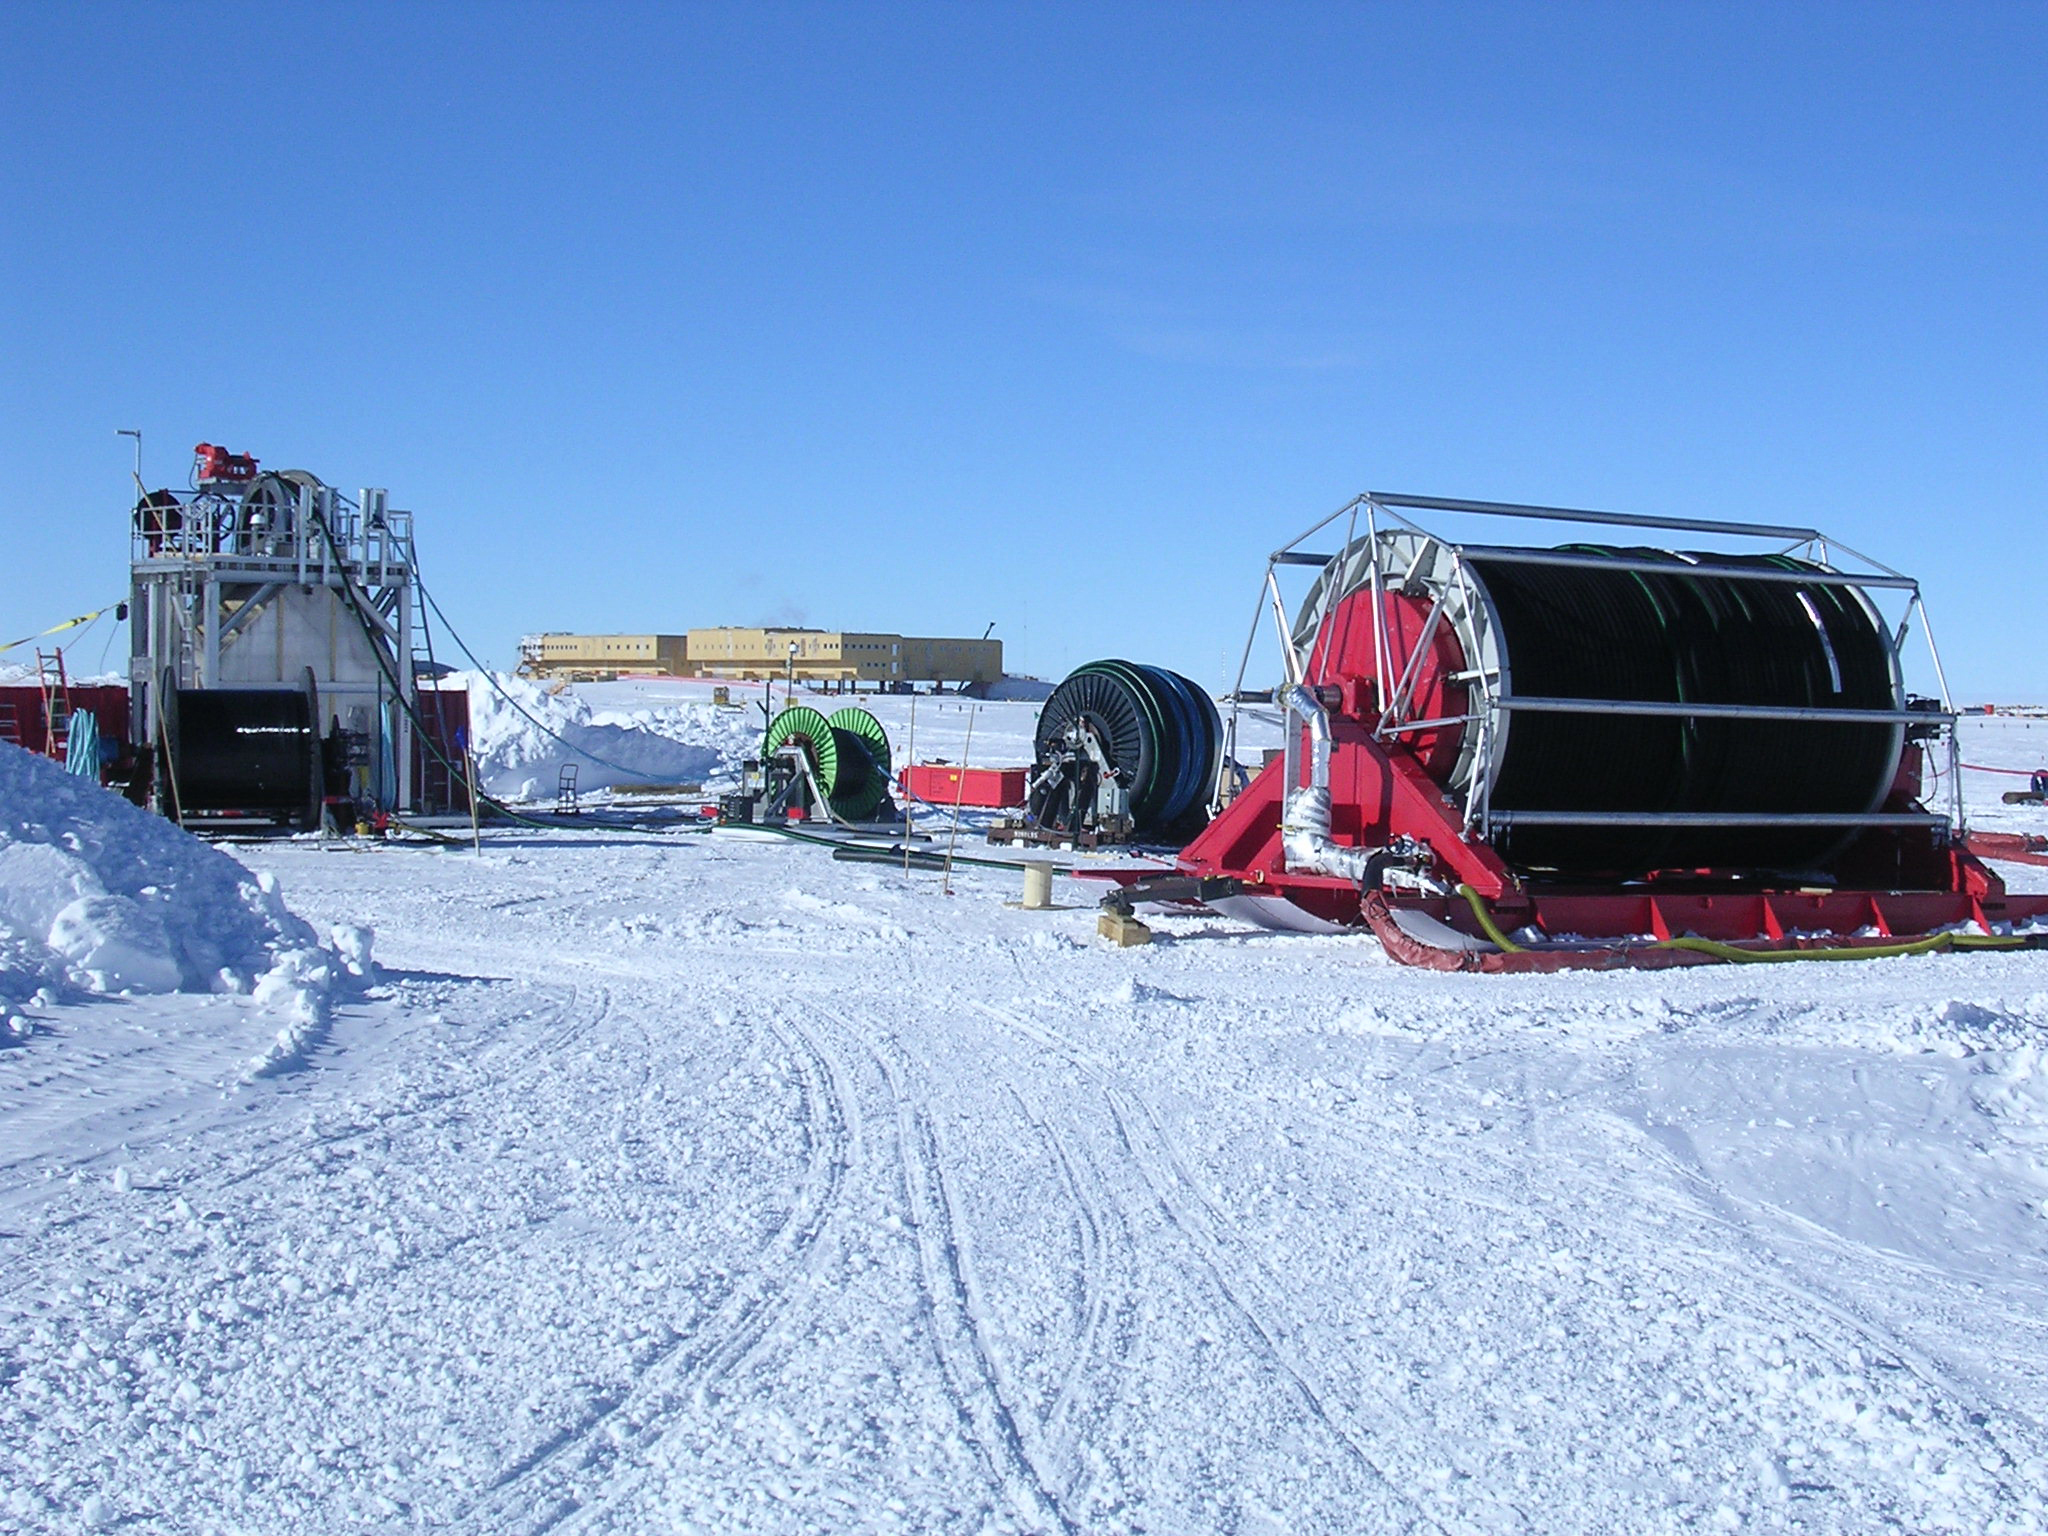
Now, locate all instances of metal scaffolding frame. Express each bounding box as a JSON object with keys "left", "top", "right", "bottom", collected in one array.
[{"left": 130, "top": 477, "right": 422, "bottom": 812}]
